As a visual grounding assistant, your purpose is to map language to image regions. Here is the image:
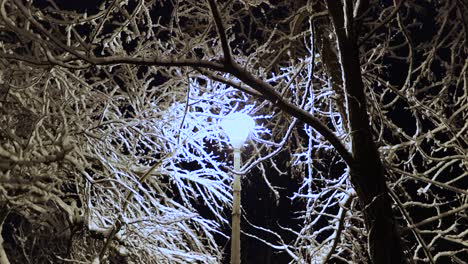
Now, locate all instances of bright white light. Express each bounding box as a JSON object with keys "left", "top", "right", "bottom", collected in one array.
[{"left": 220, "top": 112, "right": 255, "bottom": 149}]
